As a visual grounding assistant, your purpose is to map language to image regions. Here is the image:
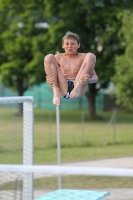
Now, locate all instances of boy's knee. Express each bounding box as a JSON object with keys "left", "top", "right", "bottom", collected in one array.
[
  {"left": 44, "top": 54, "right": 55, "bottom": 63},
  {"left": 86, "top": 53, "right": 96, "bottom": 62}
]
